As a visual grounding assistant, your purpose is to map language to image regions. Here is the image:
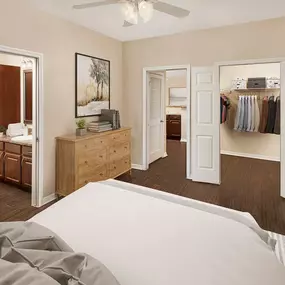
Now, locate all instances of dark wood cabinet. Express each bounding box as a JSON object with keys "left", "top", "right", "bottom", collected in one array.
[
  {"left": 0, "top": 150, "right": 4, "bottom": 179},
  {"left": 0, "top": 141, "right": 32, "bottom": 189},
  {"left": 4, "top": 153, "right": 21, "bottom": 184},
  {"left": 0, "top": 65, "right": 21, "bottom": 128},
  {"left": 167, "top": 115, "right": 181, "bottom": 140},
  {"left": 22, "top": 157, "right": 32, "bottom": 187}
]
